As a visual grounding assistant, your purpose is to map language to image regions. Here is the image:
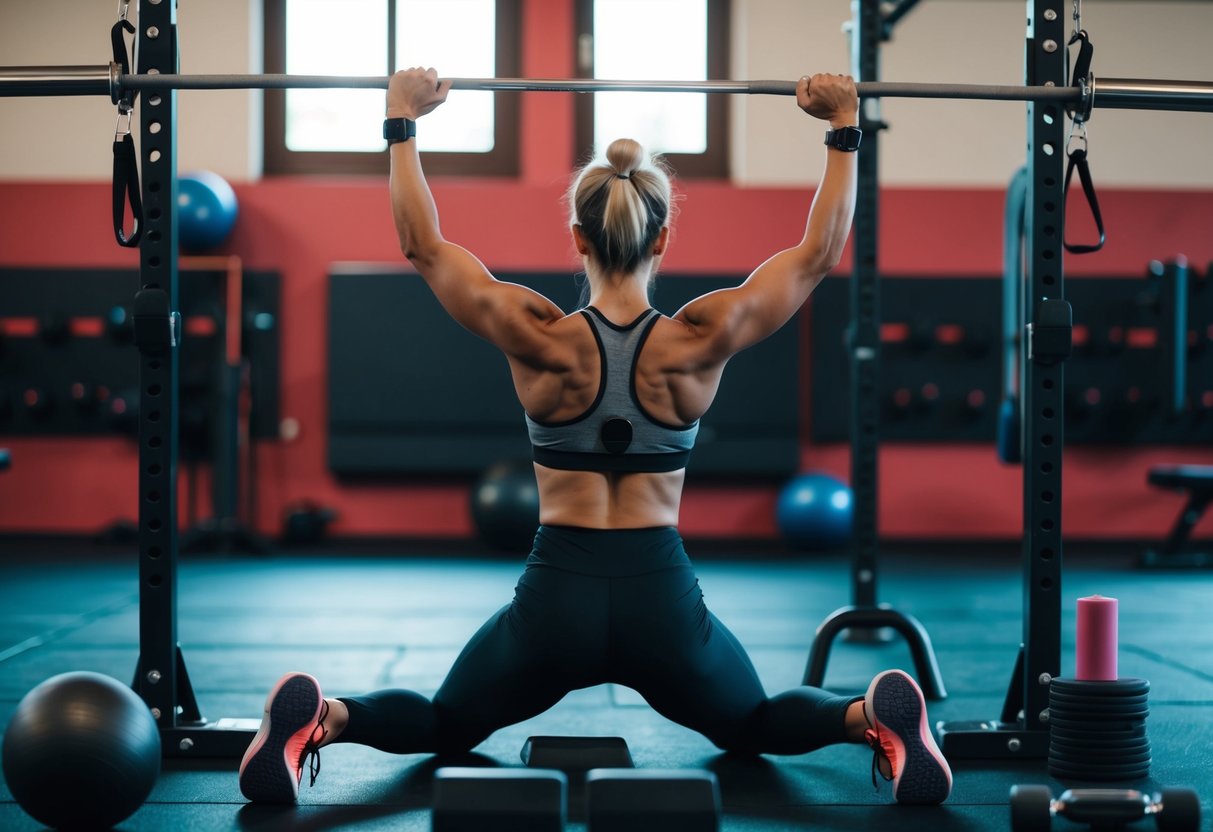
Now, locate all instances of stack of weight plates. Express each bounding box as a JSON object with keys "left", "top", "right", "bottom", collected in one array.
[{"left": 1048, "top": 677, "right": 1150, "bottom": 781}]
